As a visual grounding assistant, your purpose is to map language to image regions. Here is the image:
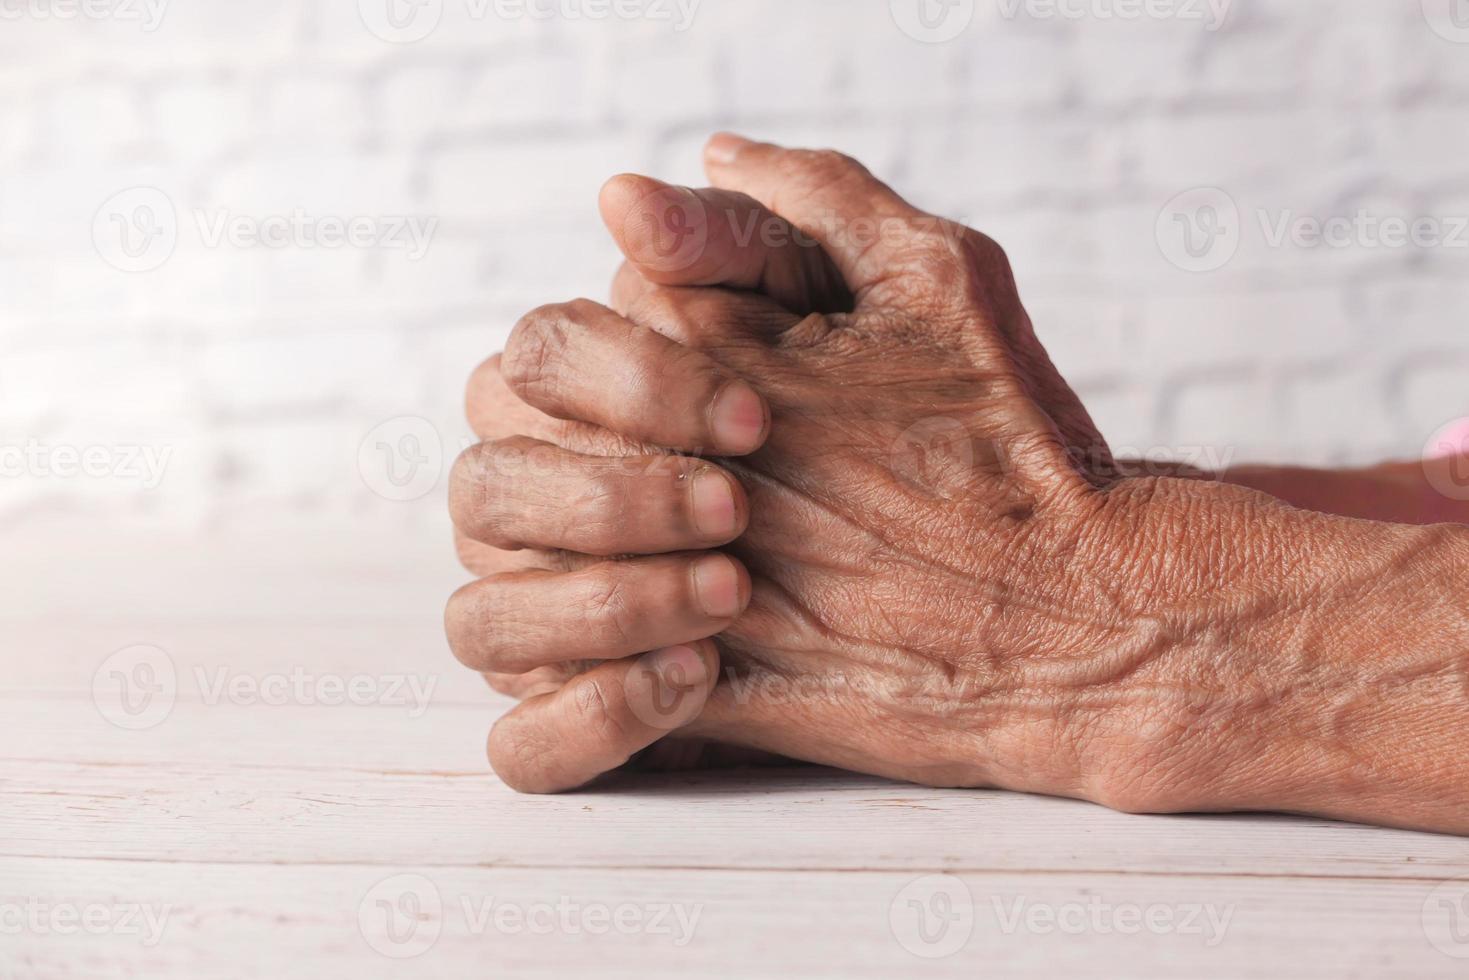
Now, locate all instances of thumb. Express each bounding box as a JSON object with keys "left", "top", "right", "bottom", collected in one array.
[{"left": 598, "top": 173, "right": 851, "bottom": 315}]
